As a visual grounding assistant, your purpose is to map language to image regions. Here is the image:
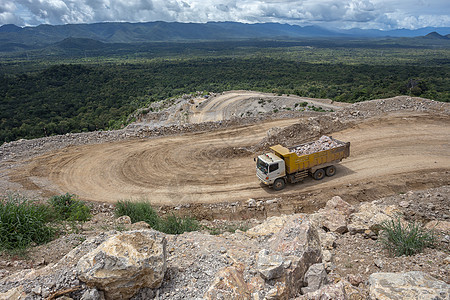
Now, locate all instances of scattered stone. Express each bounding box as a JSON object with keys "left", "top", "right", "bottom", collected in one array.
[
  {"left": 399, "top": 201, "right": 410, "bottom": 208},
  {"left": 247, "top": 198, "right": 257, "bottom": 208},
  {"left": 80, "top": 288, "right": 104, "bottom": 300},
  {"left": 374, "top": 259, "right": 384, "bottom": 269},
  {"left": 346, "top": 274, "right": 364, "bottom": 287},
  {"left": 265, "top": 282, "right": 288, "bottom": 300},
  {"left": 301, "top": 263, "right": 329, "bottom": 294},
  {"left": 317, "top": 229, "right": 338, "bottom": 250},
  {"left": 130, "top": 221, "right": 151, "bottom": 230},
  {"left": 116, "top": 215, "right": 132, "bottom": 224}
]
